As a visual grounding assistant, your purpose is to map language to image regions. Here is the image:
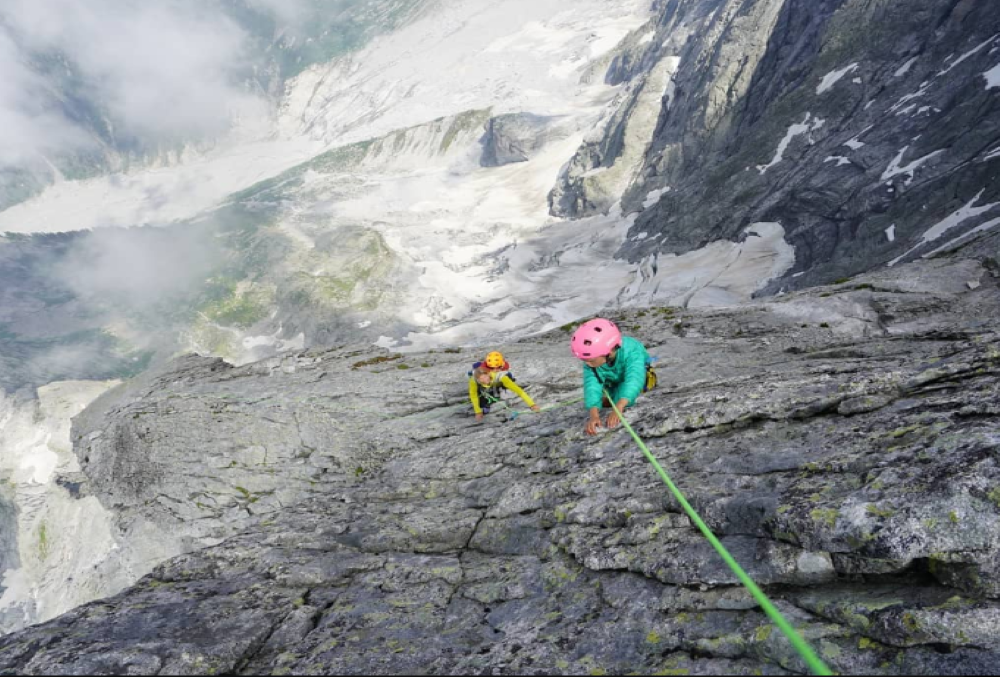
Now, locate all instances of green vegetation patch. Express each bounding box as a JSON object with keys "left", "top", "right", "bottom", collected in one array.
[
  {"left": 810, "top": 508, "right": 839, "bottom": 528},
  {"left": 202, "top": 282, "right": 275, "bottom": 329},
  {"left": 865, "top": 504, "right": 895, "bottom": 519},
  {"left": 352, "top": 354, "right": 403, "bottom": 369},
  {"left": 37, "top": 521, "right": 51, "bottom": 561}
]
